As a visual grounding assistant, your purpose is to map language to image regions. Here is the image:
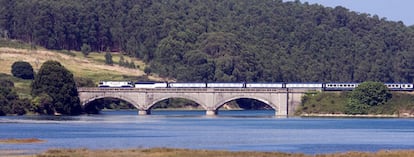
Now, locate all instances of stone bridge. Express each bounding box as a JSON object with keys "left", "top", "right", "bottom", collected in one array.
[{"left": 77, "top": 87, "right": 309, "bottom": 117}]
